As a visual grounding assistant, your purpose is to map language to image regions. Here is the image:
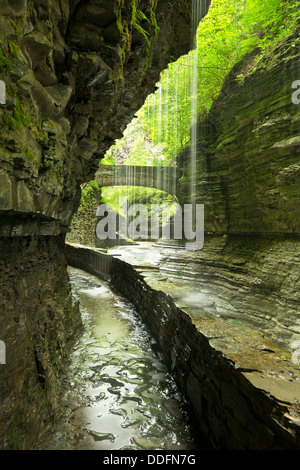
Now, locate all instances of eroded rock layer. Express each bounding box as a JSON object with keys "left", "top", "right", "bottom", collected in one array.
[
  {"left": 174, "top": 28, "right": 300, "bottom": 348},
  {"left": 0, "top": 0, "right": 210, "bottom": 449},
  {"left": 0, "top": 0, "right": 209, "bottom": 234},
  {"left": 110, "top": 254, "right": 300, "bottom": 450},
  {"left": 177, "top": 29, "right": 300, "bottom": 235},
  {"left": 0, "top": 235, "right": 82, "bottom": 449}
]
